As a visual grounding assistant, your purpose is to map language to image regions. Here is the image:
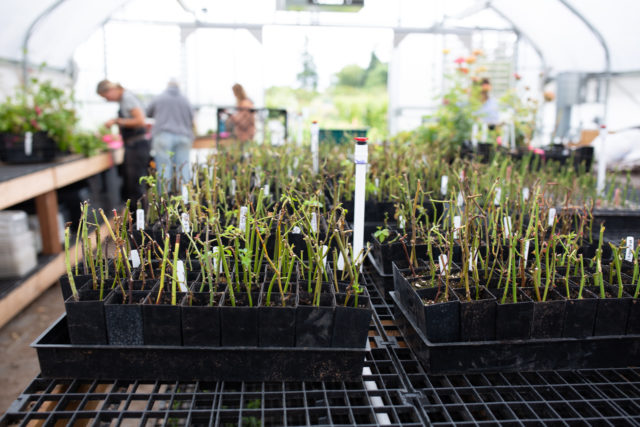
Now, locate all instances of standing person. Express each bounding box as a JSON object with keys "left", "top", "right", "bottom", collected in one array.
[
  {"left": 96, "top": 80, "right": 150, "bottom": 202},
  {"left": 477, "top": 77, "right": 500, "bottom": 129},
  {"left": 146, "top": 80, "right": 194, "bottom": 191},
  {"left": 228, "top": 83, "right": 255, "bottom": 143}
]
